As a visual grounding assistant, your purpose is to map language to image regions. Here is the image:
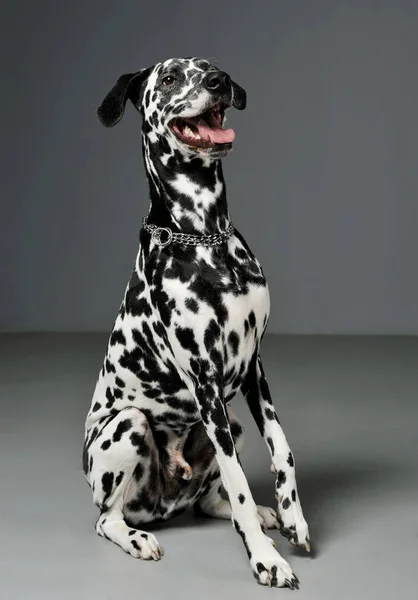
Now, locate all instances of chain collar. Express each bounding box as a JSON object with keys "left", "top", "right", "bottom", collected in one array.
[{"left": 142, "top": 217, "right": 234, "bottom": 248}]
